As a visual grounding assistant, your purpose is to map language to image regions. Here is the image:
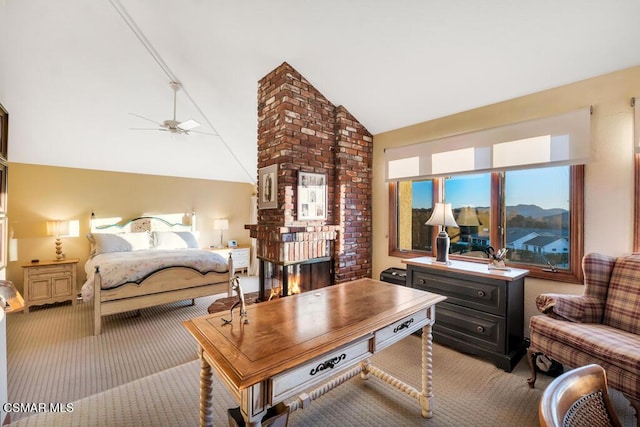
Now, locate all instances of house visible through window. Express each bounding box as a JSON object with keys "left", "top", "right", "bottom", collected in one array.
[
  {"left": 444, "top": 173, "right": 491, "bottom": 257},
  {"left": 505, "top": 167, "right": 570, "bottom": 269}
]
